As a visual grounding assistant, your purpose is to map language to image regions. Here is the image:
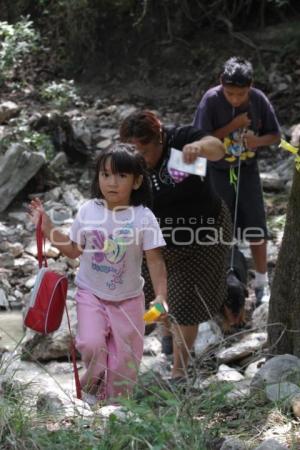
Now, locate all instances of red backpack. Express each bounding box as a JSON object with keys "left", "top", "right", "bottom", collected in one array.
[
  {"left": 24, "top": 215, "right": 68, "bottom": 334},
  {"left": 24, "top": 214, "right": 81, "bottom": 399}
]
